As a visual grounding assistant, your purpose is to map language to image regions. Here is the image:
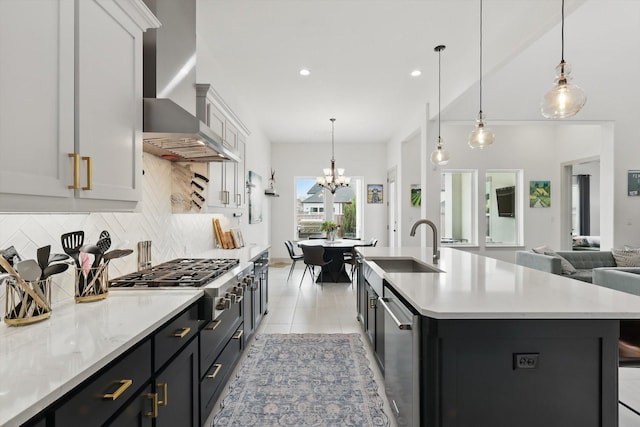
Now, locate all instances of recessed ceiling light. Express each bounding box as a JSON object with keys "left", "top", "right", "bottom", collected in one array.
[
  {"left": 299, "top": 68, "right": 311, "bottom": 76},
  {"left": 410, "top": 69, "right": 422, "bottom": 77}
]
